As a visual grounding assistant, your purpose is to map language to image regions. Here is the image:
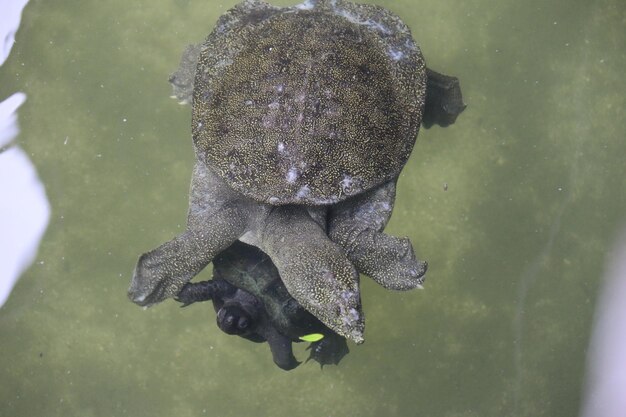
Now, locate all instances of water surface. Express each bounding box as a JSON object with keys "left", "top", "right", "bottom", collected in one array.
[{"left": 1, "top": 0, "right": 624, "bottom": 416}]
